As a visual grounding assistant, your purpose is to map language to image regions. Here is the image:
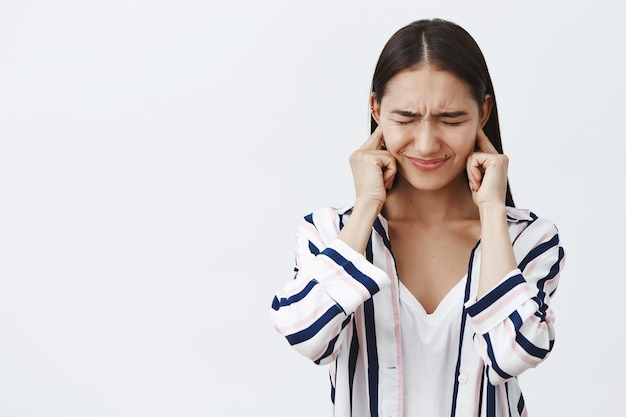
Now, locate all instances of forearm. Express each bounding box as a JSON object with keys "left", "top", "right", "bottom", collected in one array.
[
  {"left": 337, "top": 198, "right": 382, "bottom": 254},
  {"left": 477, "top": 203, "right": 517, "bottom": 299}
]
